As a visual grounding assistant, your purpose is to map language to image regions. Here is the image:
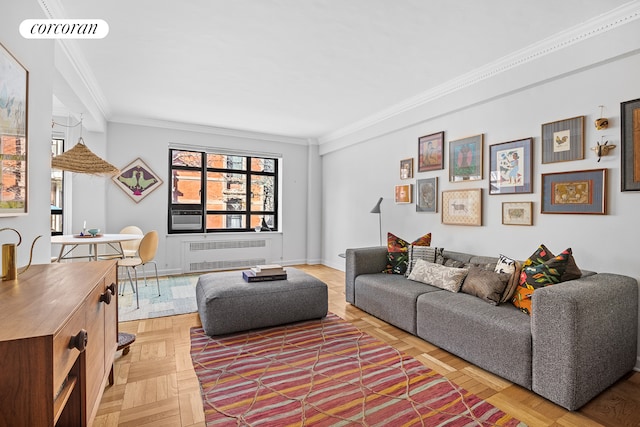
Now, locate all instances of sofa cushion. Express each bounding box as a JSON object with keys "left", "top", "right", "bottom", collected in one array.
[
  {"left": 461, "top": 267, "right": 511, "bottom": 305},
  {"left": 407, "top": 259, "right": 468, "bottom": 292},
  {"left": 416, "top": 291, "right": 532, "bottom": 389},
  {"left": 383, "top": 232, "right": 432, "bottom": 275},
  {"left": 355, "top": 273, "right": 441, "bottom": 334}
]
